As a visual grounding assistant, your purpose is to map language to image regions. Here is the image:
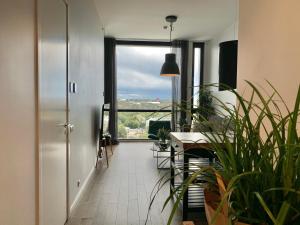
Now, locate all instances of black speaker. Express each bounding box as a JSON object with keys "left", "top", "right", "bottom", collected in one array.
[{"left": 219, "top": 40, "right": 238, "bottom": 91}]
